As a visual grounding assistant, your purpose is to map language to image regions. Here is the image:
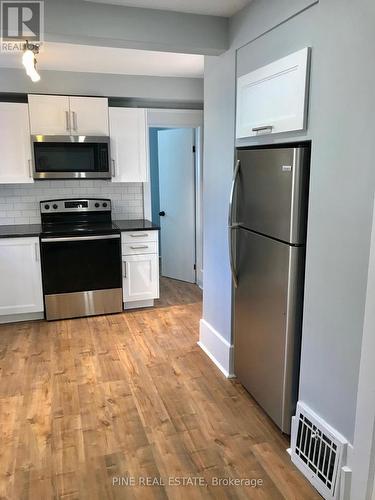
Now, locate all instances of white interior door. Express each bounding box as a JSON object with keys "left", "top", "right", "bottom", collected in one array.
[{"left": 158, "top": 128, "right": 196, "bottom": 283}]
